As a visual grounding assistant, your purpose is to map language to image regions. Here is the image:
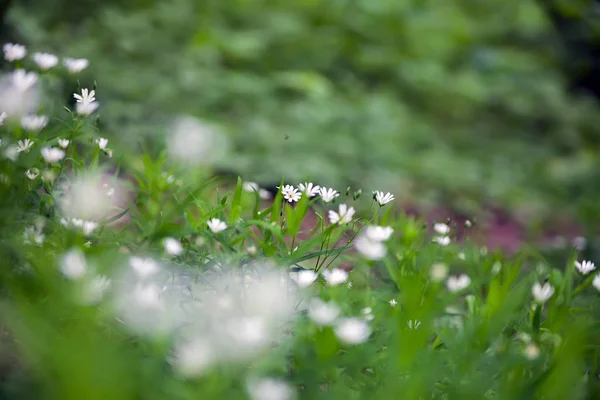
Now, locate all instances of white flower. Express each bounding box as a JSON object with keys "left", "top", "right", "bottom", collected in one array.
[
  {"left": 164, "top": 237, "right": 183, "bottom": 256},
  {"left": 20, "top": 114, "right": 48, "bottom": 132},
  {"left": 3, "top": 145, "right": 18, "bottom": 161},
  {"left": 291, "top": 269, "right": 317, "bottom": 288},
  {"left": 58, "top": 138, "right": 70, "bottom": 148},
  {"left": 373, "top": 191, "right": 394, "bottom": 206},
  {"left": 80, "top": 275, "right": 111, "bottom": 304},
  {"left": 328, "top": 203, "right": 355, "bottom": 225},
  {"left": 593, "top": 275, "right": 600, "bottom": 291},
  {"left": 167, "top": 116, "right": 229, "bottom": 166},
  {"left": 335, "top": 318, "right": 371, "bottom": 345},
  {"left": 354, "top": 233, "right": 387, "bottom": 260},
  {"left": 433, "top": 235, "right": 451, "bottom": 246},
  {"left": 23, "top": 226, "right": 44, "bottom": 246},
  {"left": 60, "top": 249, "right": 87, "bottom": 280},
  {"left": 207, "top": 218, "right": 227, "bottom": 233},
  {"left": 33, "top": 52, "right": 58, "bottom": 70},
  {"left": 259, "top": 189, "right": 272, "bottom": 200},
  {"left": 16, "top": 139, "right": 34, "bottom": 153},
  {"left": 246, "top": 245, "right": 257, "bottom": 255},
  {"left": 129, "top": 256, "right": 160, "bottom": 279},
  {"left": 319, "top": 187, "right": 339, "bottom": 203},
  {"left": 431, "top": 263, "right": 448, "bottom": 282},
  {"left": 524, "top": 344, "right": 540, "bottom": 360},
  {"left": 25, "top": 168, "right": 39, "bottom": 180},
  {"left": 63, "top": 57, "right": 89, "bottom": 73},
  {"left": 446, "top": 274, "right": 471, "bottom": 292},
  {"left": 11, "top": 70, "right": 38, "bottom": 92},
  {"left": 76, "top": 101, "right": 99, "bottom": 116},
  {"left": 532, "top": 282, "right": 554, "bottom": 303},
  {"left": 298, "top": 182, "right": 320, "bottom": 197},
  {"left": 362, "top": 307, "right": 374, "bottom": 321},
  {"left": 0, "top": 111, "right": 7, "bottom": 126},
  {"left": 308, "top": 298, "right": 340, "bottom": 326},
  {"left": 172, "top": 338, "right": 215, "bottom": 377},
  {"left": 575, "top": 260, "right": 596, "bottom": 275},
  {"left": 96, "top": 137, "right": 108, "bottom": 150},
  {"left": 41, "top": 147, "right": 65, "bottom": 164},
  {"left": 280, "top": 184, "right": 301, "bottom": 203},
  {"left": 247, "top": 378, "right": 292, "bottom": 400},
  {"left": 322, "top": 268, "right": 348, "bottom": 286},
  {"left": 74, "top": 88, "right": 96, "bottom": 104},
  {"left": 389, "top": 299, "right": 397, "bottom": 307},
  {"left": 434, "top": 223, "right": 450, "bottom": 235},
  {"left": 243, "top": 181, "right": 260, "bottom": 192},
  {"left": 82, "top": 221, "right": 99, "bottom": 235},
  {"left": 364, "top": 225, "right": 394, "bottom": 242},
  {"left": 133, "top": 283, "right": 163, "bottom": 310},
  {"left": 3, "top": 43, "right": 26, "bottom": 61}
]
